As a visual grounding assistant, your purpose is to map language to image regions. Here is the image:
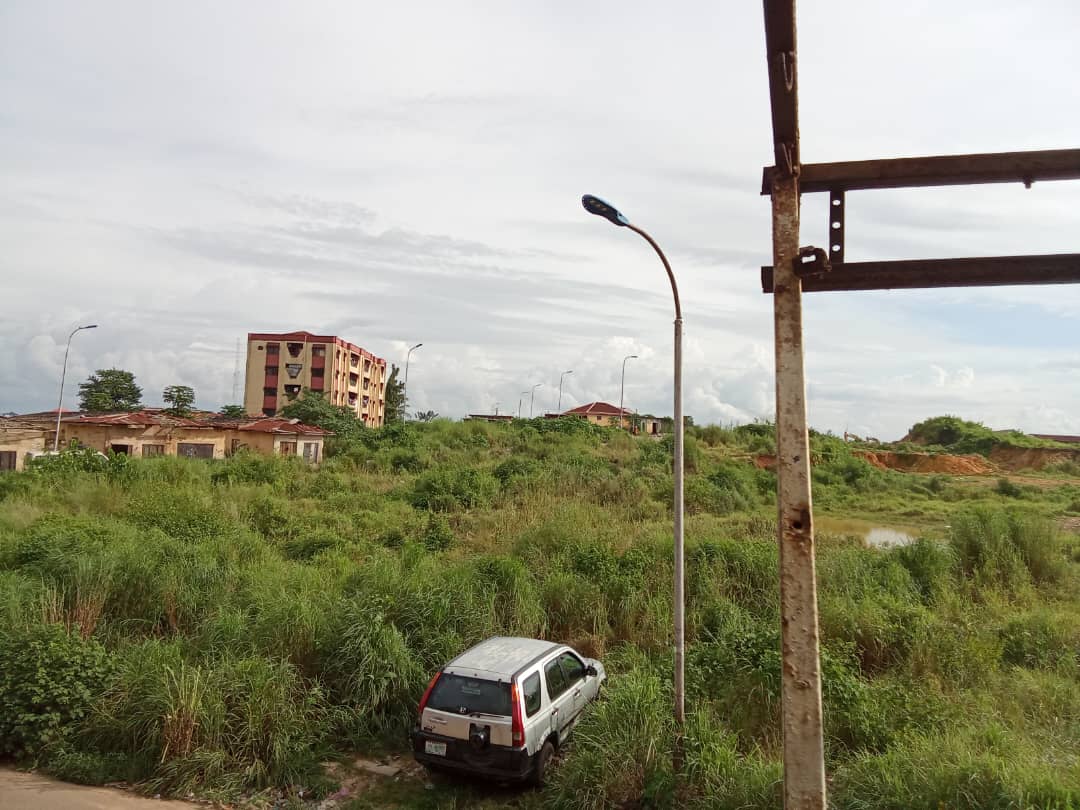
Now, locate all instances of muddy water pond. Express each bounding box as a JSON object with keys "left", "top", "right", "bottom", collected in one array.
[{"left": 815, "top": 516, "right": 922, "bottom": 548}]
